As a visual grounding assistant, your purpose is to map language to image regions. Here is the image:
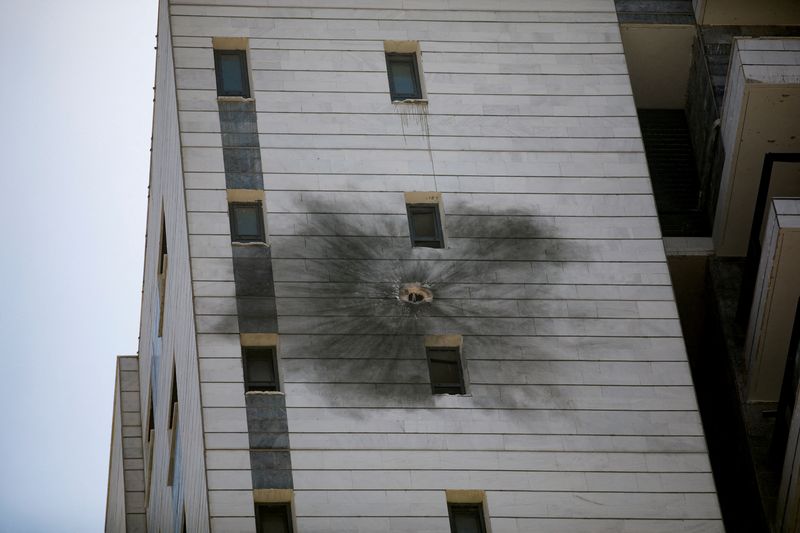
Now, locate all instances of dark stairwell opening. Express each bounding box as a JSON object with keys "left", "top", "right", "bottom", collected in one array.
[
  {"left": 638, "top": 109, "right": 709, "bottom": 237},
  {"left": 619, "top": 14, "right": 770, "bottom": 531}
]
